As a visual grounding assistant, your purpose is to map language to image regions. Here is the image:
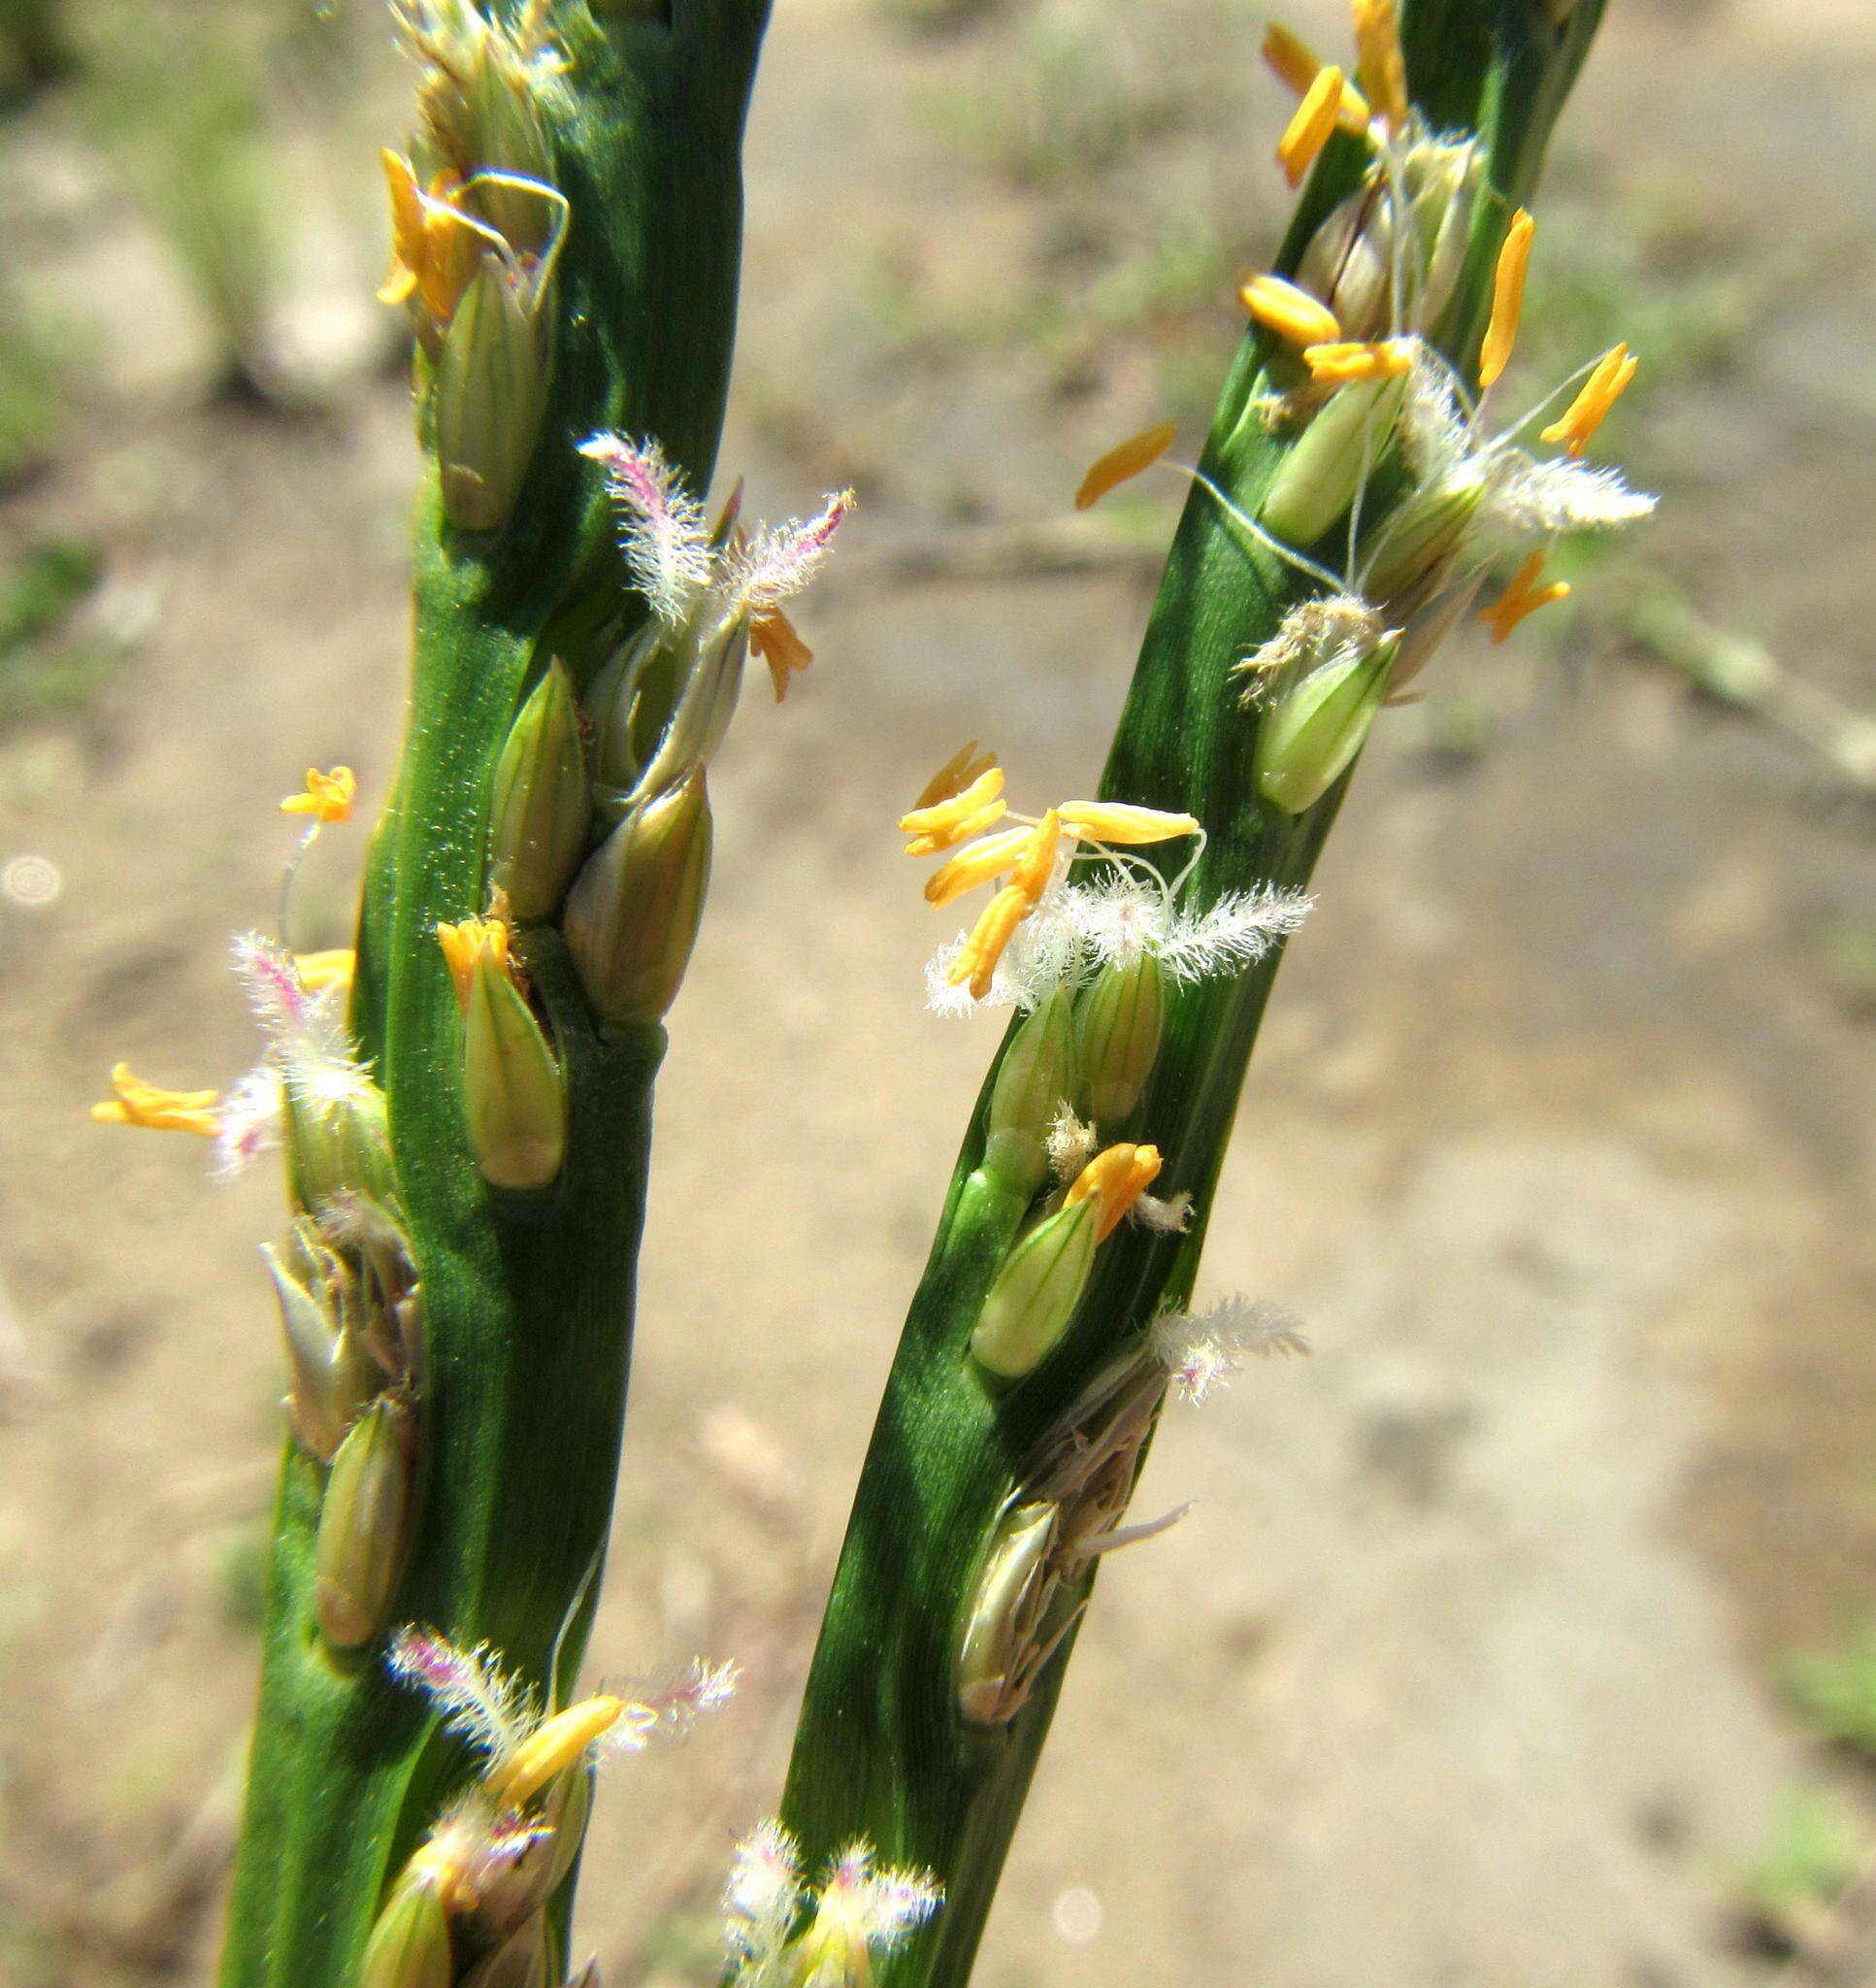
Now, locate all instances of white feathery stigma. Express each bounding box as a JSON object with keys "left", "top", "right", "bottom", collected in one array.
[
  {"left": 231, "top": 934, "right": 376, "bottom": 1122},
  {"left": 1045, "top": 1104, "right": 1099, "bottom": 1184},
  {"left": 1131, "top": 1188, "right": 1193, "bottom": 1236},
  {"left": 927, "top": 876, "right": 1310, "bottom": 1015},
  {"left": 1151, "top": 1295, "right": 1310, "bottom": 1404},
  {"left": 388, "top": 1626, "right": 538, "bottom": 1764},
  {"left": 610, "top": 1657, "right": 741, "bottom": 1752},
  {"left": 213, "top": 1064, "right": 283, "bottom": 1182},
  {"left": 1399, "top": 348, "right": 1656, "bottom": 550},
  {"left": 580, "top": 433, "right": 714, "bottom": 626},
  {"left": 725, "top": 489, "right": 855, "bottom": 619},
  {"left": 1237, "top": 595, "right": 1390, "bottom": 704},
  {"left": 721, "top": 1828, "right": 941, "bottom": 1987}
]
